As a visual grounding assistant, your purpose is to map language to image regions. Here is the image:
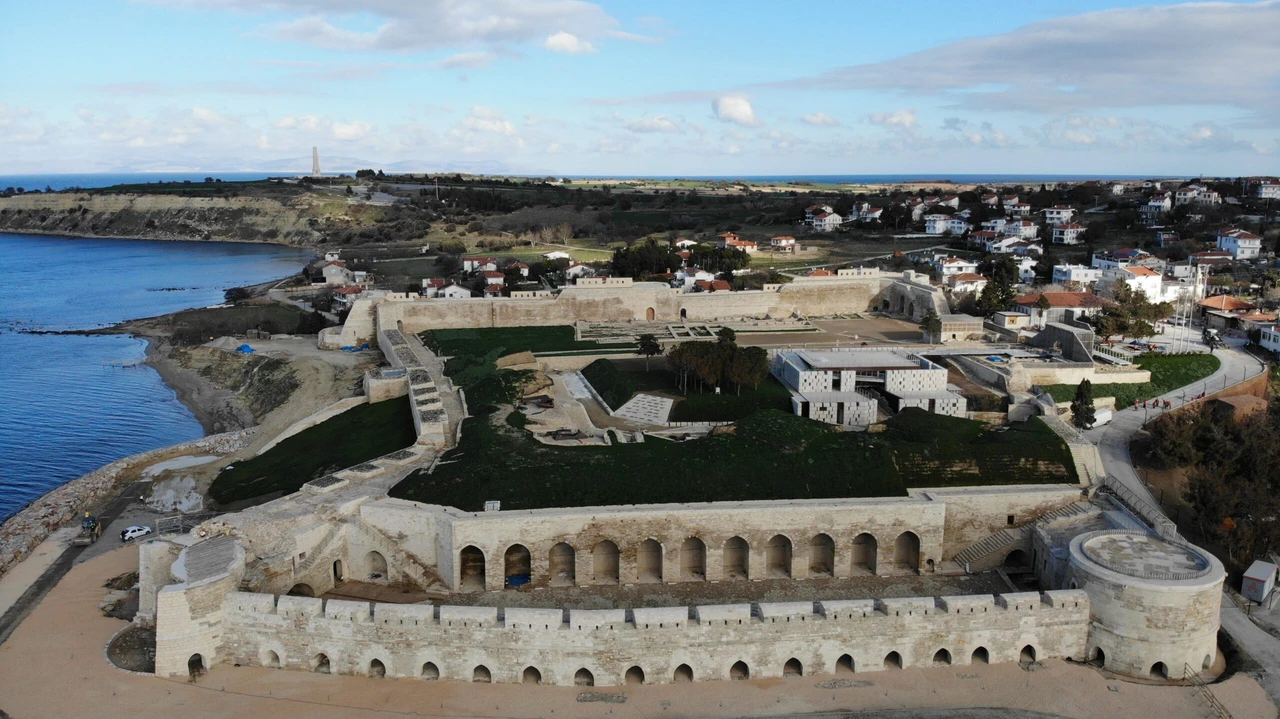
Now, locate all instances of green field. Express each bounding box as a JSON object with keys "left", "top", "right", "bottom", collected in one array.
[
  {"left": 390, "top": 408, "right": 1077, "bottom": 511},
  {"left": 422, "top": 325, "right": 636, "bottom": 358},
  {"left": 209, "top": 398, "right": 417, "bottom": 505},
  {"left": 1042, "top": 353, "right": 1222, "bottom": 406},
  {"left": 581, "top": 358, "right": 792, "bottom": 421}
]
